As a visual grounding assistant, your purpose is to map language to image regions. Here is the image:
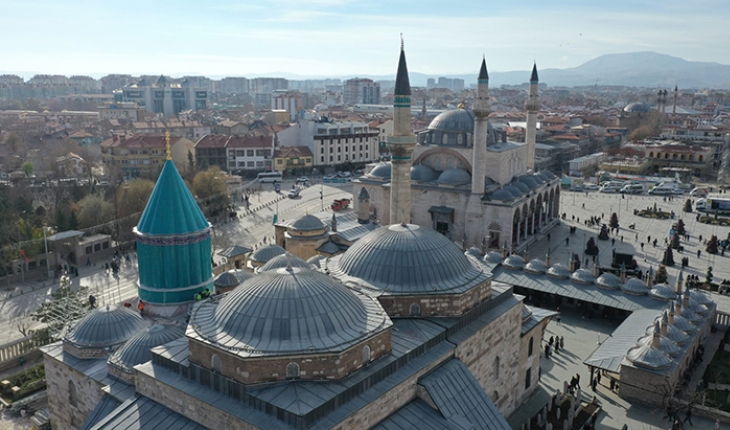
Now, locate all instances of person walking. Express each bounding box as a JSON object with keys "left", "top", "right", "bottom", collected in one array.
[
  {"left": 575, "top": 373, "right": 581, "bottom": 389},
  {"left": 549, "top": 336, "right": 554, "bottom": 347},
  {"left": 560, "top": 336, "right": 565, "bottom": 349},
  {"left": 556, "top": 308, "right": 561, "bottom": 325},
  {"left": 138, "top": 300, "right": 145, "bottom": 316},
  {"left": 684, "top": 406, "right": 693, "bottom": 426}
]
